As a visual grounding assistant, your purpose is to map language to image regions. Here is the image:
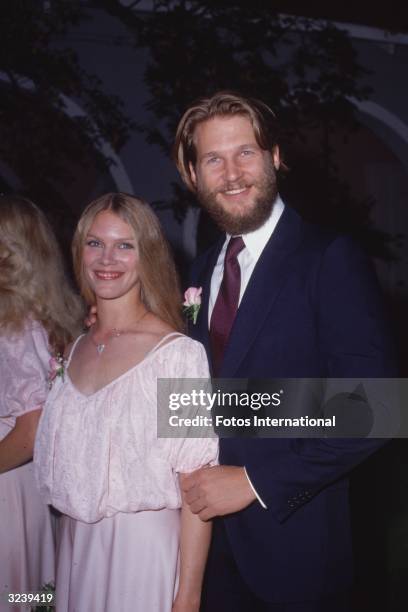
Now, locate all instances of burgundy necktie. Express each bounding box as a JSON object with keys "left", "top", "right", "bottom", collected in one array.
[{"left": 210, "top": 236, "right": 245, "bottom": 376}]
